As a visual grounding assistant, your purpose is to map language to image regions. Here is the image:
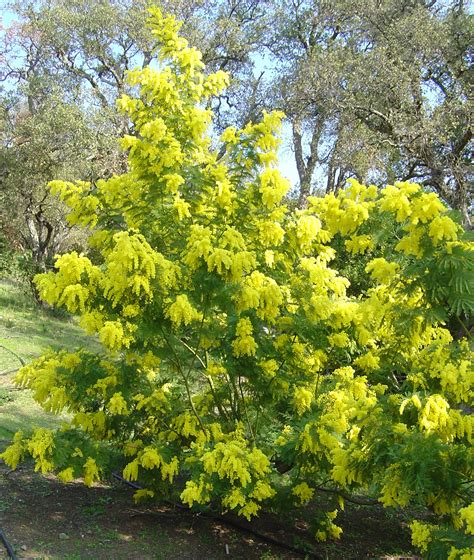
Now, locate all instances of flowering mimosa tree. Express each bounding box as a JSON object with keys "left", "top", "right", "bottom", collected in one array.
[{"left": 2, "top": 8, "right": 473, "bottom": 558}]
